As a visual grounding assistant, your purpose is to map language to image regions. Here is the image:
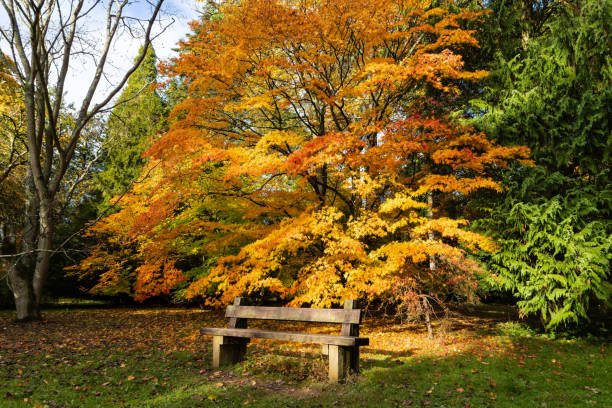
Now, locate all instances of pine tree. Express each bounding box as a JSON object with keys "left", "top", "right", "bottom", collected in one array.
[{"left": 95, "top": 46, "right": 167, "bottom": 214}]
